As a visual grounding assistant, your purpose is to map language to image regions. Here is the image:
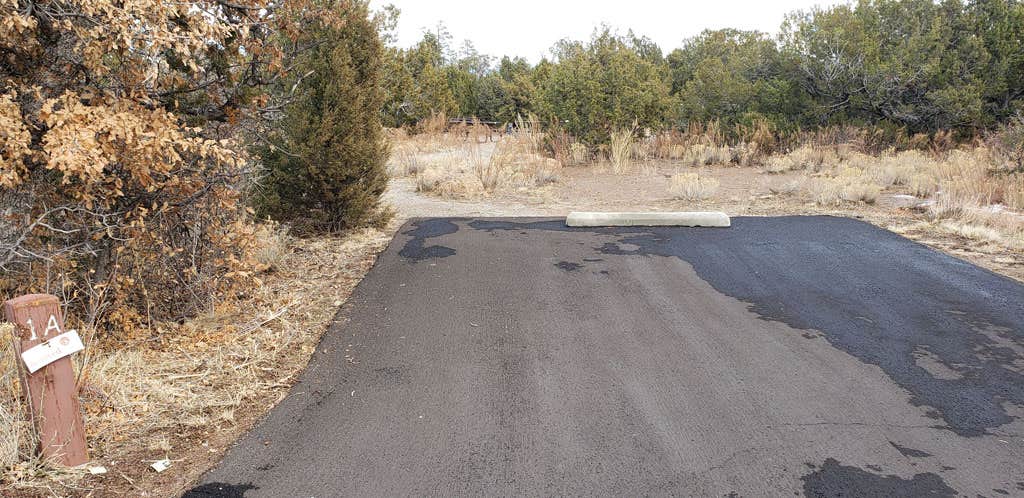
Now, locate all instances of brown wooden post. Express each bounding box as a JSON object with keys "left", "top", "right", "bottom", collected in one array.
[{"left": 3, "top": 294, "right": 89, "bottom": 467}]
